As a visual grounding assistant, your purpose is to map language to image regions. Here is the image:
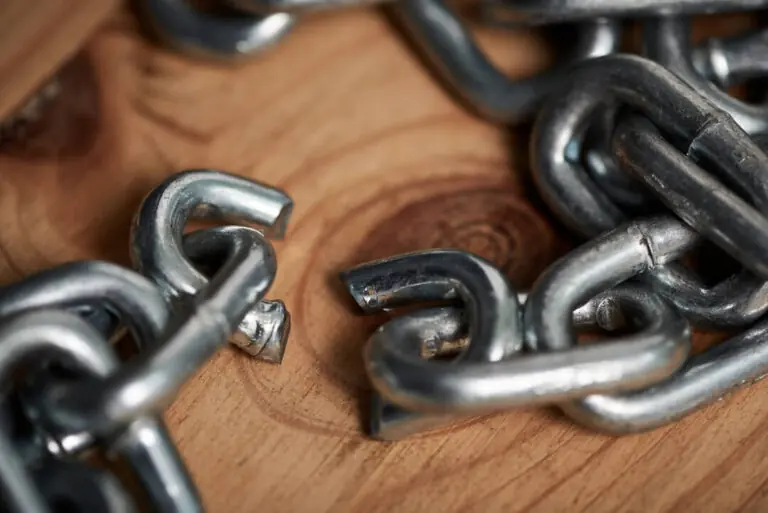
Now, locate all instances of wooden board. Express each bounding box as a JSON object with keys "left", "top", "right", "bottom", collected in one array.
[
  {"left": 1, "top": 6, "right": 767, "bottom": 513},
  {"left": 0, "top": 0, "right": 119, "bottom": 121}
]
